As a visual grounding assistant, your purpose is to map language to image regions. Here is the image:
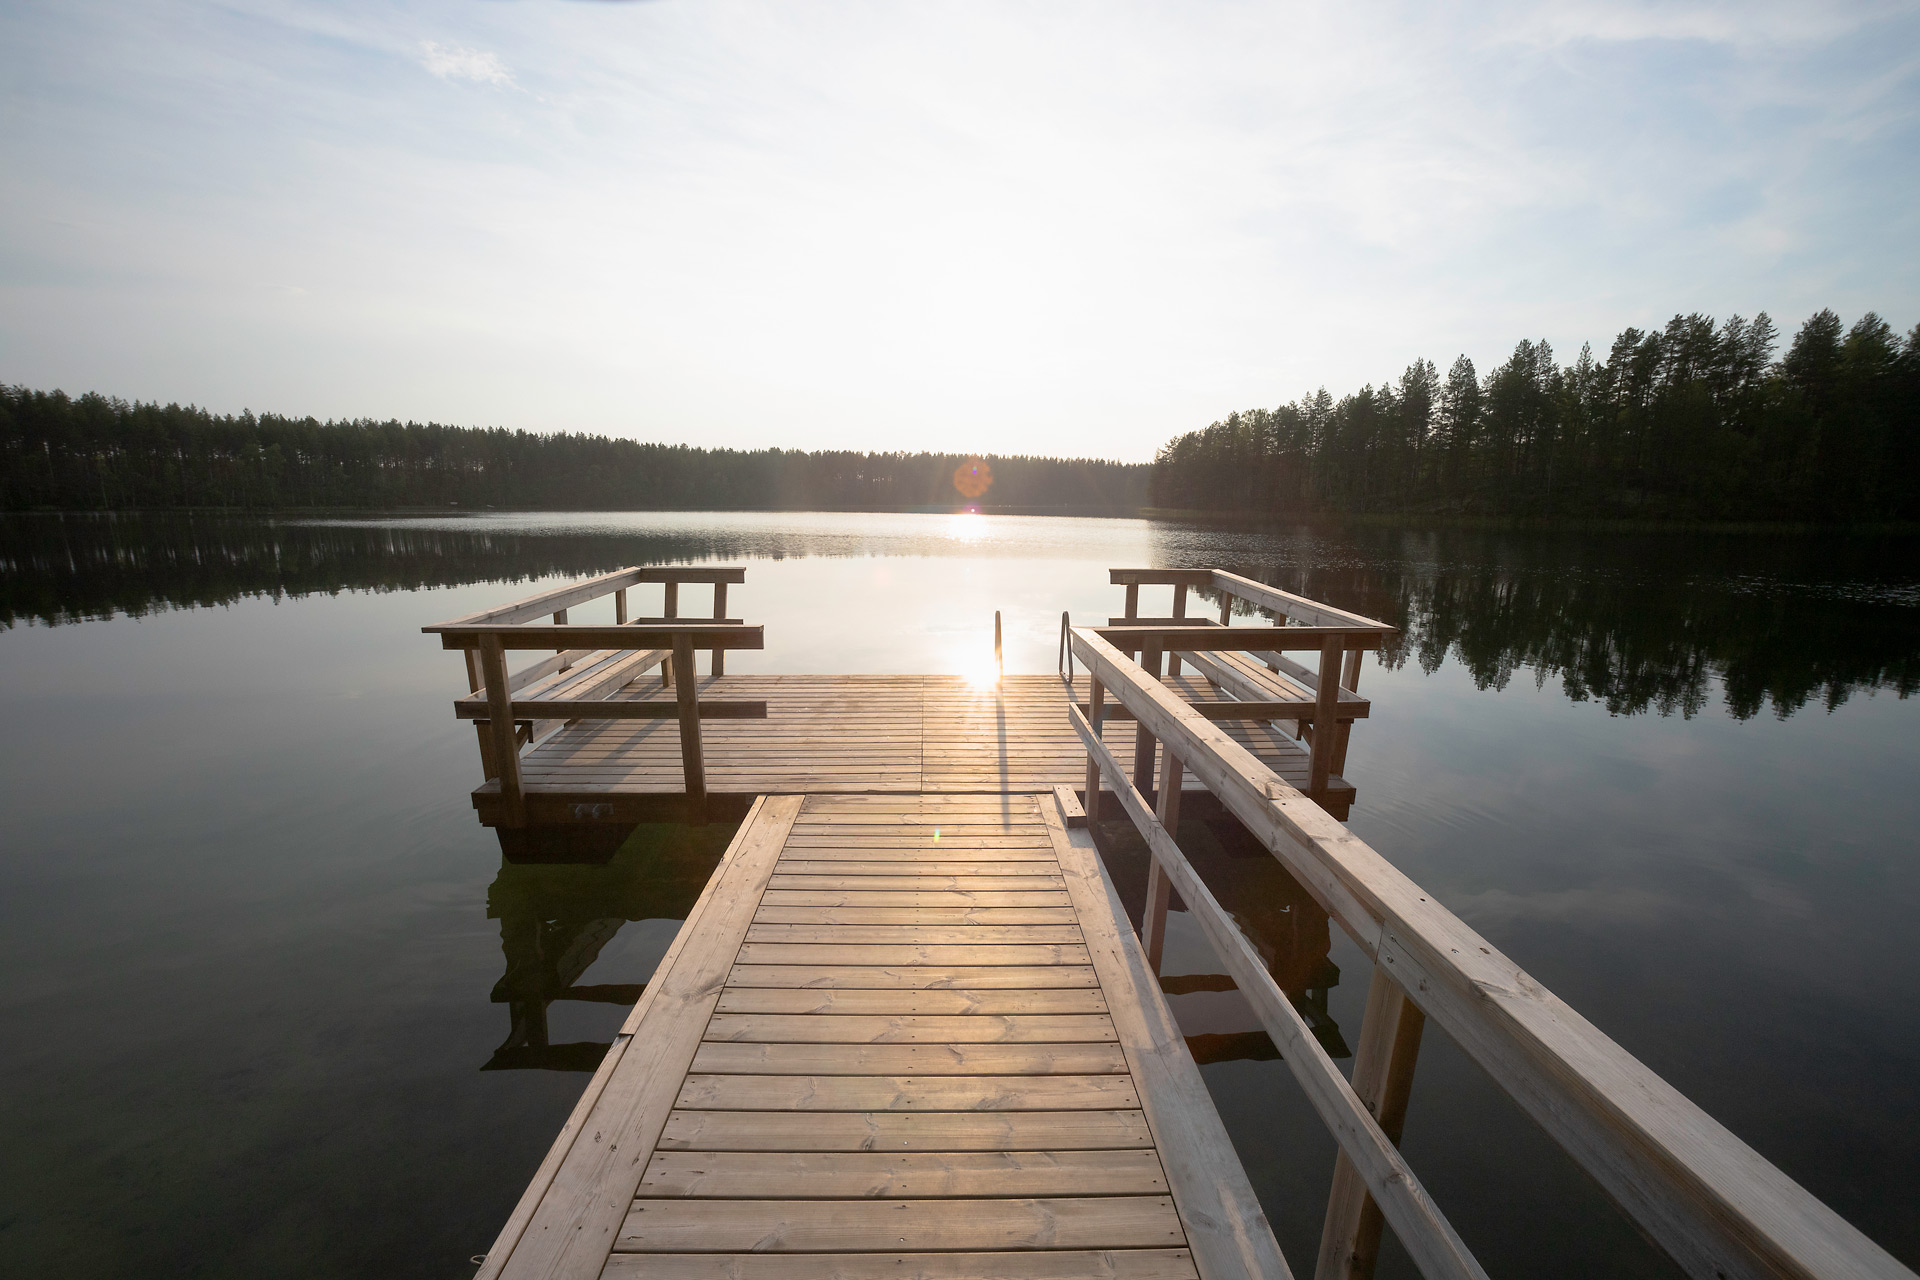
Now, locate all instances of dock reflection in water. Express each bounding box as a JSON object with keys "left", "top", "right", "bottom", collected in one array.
[
  {"left": 1092, "top": 795, "right": 1350, "bottom": 1066},
  {"left": 481, "top": 821, "right": 741, "bottom": 1073}
]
